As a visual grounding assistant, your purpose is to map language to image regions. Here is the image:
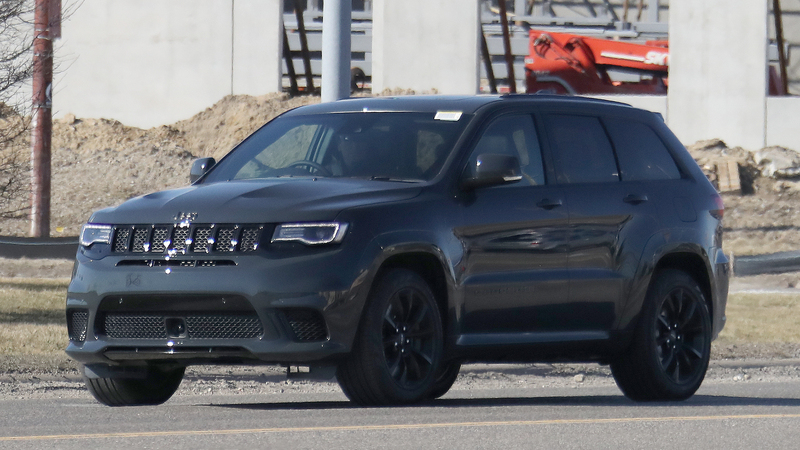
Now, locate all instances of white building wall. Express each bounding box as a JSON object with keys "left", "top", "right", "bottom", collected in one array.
[
  {"left": 667, "top": 0, "right": 768, "bottom": 150},
  {"left": 54, "top": 0, "right": 282, "bottom": 129},
  {"left": 767, "top": 97, "right": 800, "bottom": 150},
  {"left": 372, "top": 0, "right": 480, "bottom": 95}
]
